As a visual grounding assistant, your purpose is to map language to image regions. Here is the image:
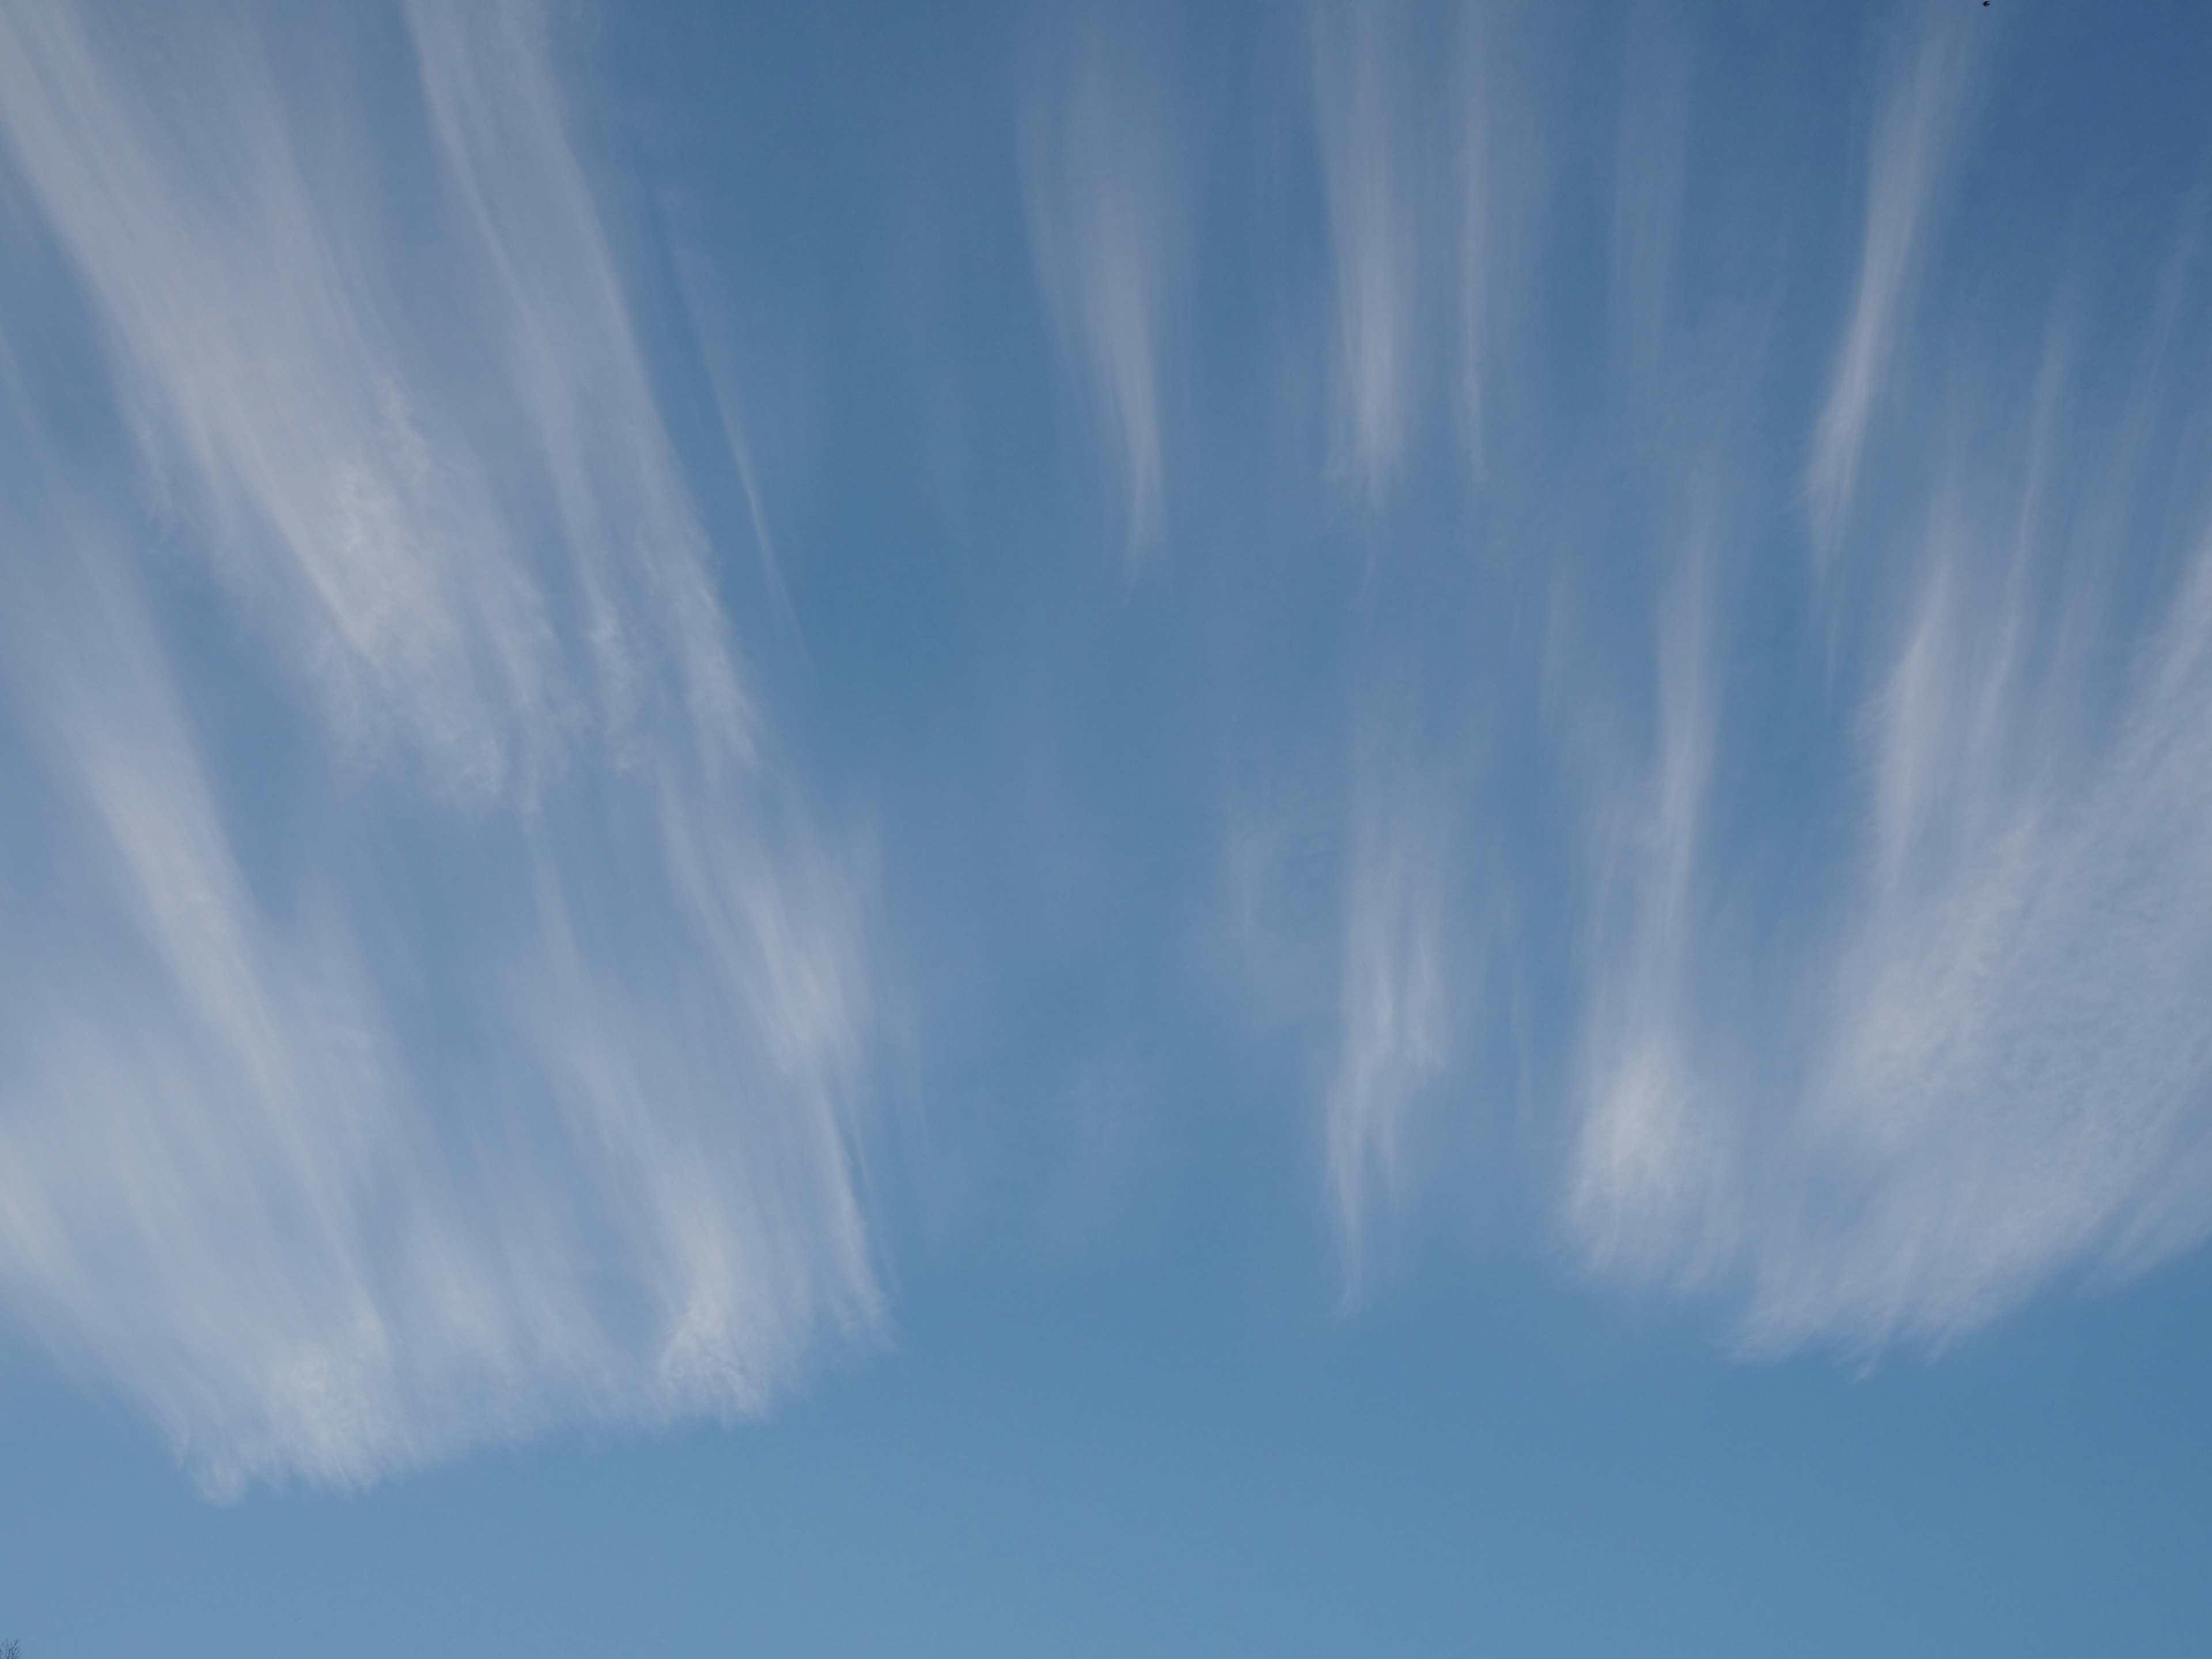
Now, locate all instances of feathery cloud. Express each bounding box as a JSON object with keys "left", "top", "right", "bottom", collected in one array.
[
  {"left": 0, "top": 0, "right": 881, "bottom": 1492},
  {"left": 1809, "top": 12, "right": 1977, "bottom": 556},
  {"left": 1022, "top": 6, "right": 1185, "bottom": 559}
]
